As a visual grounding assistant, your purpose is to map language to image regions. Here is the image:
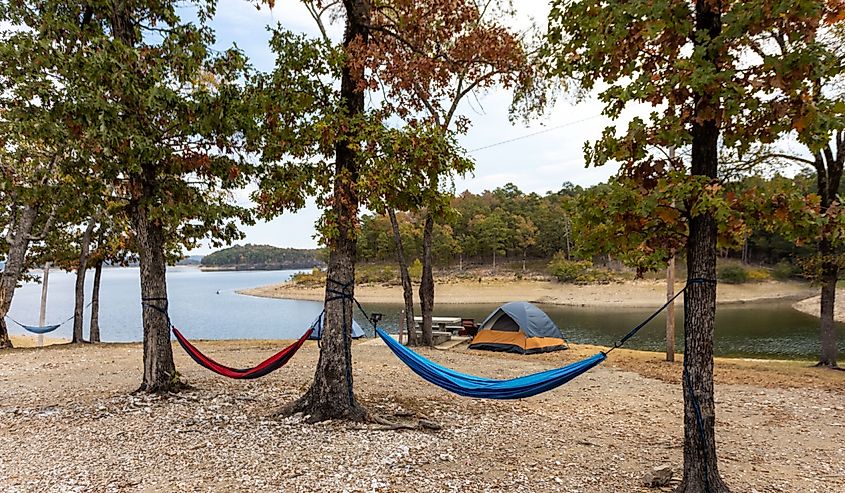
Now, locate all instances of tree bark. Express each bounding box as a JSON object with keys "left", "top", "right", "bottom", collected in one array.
[
  {"left": 666, "top": 255, "right": 676, "bottom": 363},
  {"left": 817, "top": 256, "right": 838, "bottom": 367},
  {"left": 419, "top": 212, "right": 435, "bottom": 346},
  {"left": 109, "top": 0, "right": 176, "bottom": 392},
  {"left": 89, "top": 259, "right": 103, "bottom": 343},
  {"left": 388, "top": 208, "right": 416, "bottom": 346},
  {"left": 72, "top": 220, "right": 96, "bottom": 343},
  {"left": 130, "top": 173, "right": 178, "bottom": 393},
  {"left": 0, "top": 204, "right": 41, "bottom": 349},
  {"left": 284, "top": 0, "right": 370, "bottom": 422},
  {"left": 814, "top": 141, "right": 843, "bottom": 367},
  {"left": 677, "top": 3, "right": 730, "bottom": 492}
]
